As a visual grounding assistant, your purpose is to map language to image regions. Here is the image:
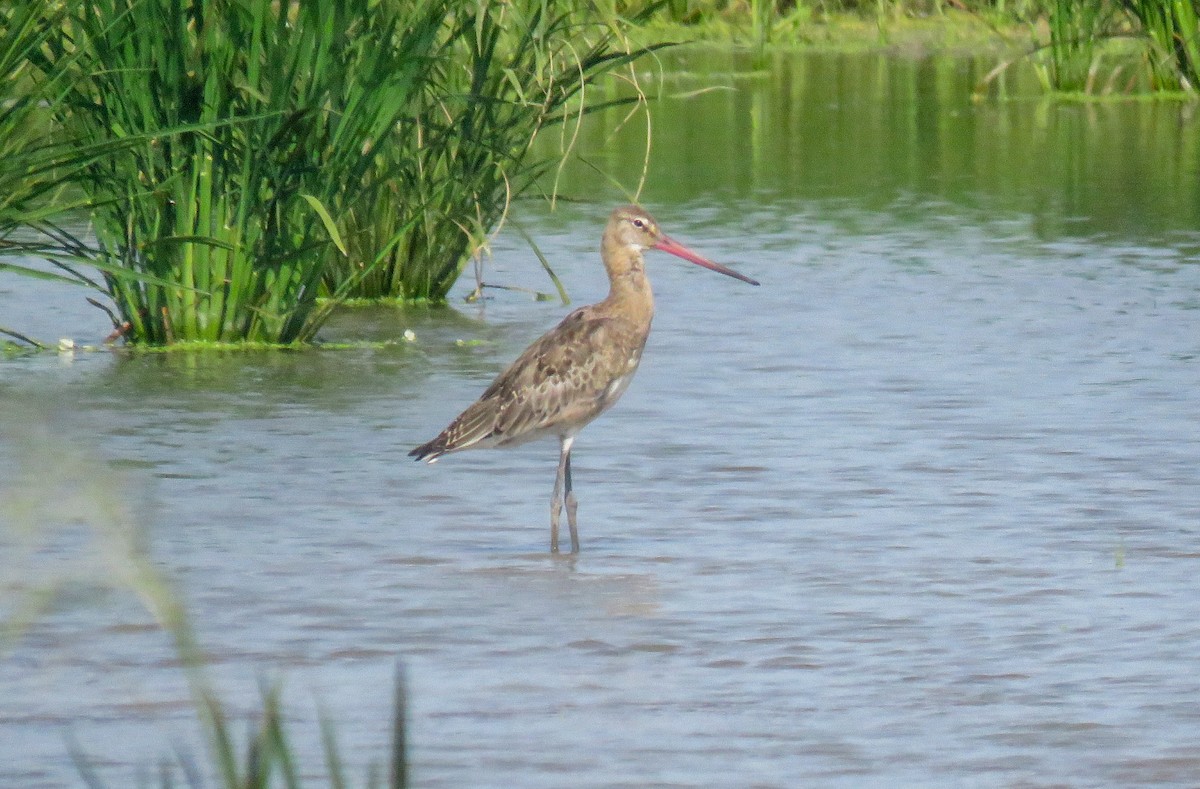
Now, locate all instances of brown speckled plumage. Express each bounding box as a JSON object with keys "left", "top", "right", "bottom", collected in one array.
[
  {"left": 410, "top": 308, "right": 648, "bottom": 459},
  {"left": 410, "top": 205, "right": 758, "bottom": 552}
]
